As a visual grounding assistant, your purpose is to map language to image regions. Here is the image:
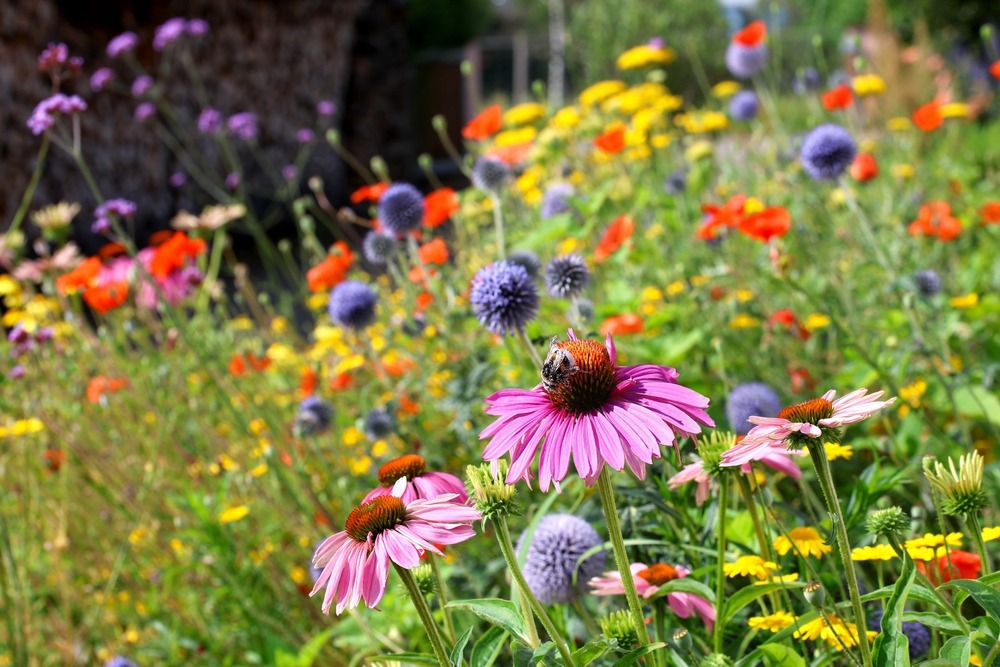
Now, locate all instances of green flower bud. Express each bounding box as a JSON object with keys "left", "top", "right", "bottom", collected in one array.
[
  {"left": 418, "top": 154, "right": 433, "bottom": 172},
  {"left": 325, "top": 129, "right": 340, "bottom": 146},
  {"left": 432, "top": 115, "right": 447, "bottom": 133},
  {"left": 701, "top": 653, "right": 735, "bottom": 667},
  {"left": 866, "top": 507, "right": 909, "bottom": 537},
  {"left": 411, "top": 563, "right": 436, "bottom": 596},
  {"left": 466, "top": 460, "right": 520, "bottom": 524},
  {"left": 699, "top": 431, "right": 737, "bottom": 477},
  {"left": 600, "top": 610, "right": 637, "bottom": 650},
  {"left": 671, "top": 627, "right": 691, "bottom": 653},
  {"left": 924, "top": 452, "right": 988, "bottom": 517},
  {"left": 803, "top": 580, "right": 826, "bottom": 607}
]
